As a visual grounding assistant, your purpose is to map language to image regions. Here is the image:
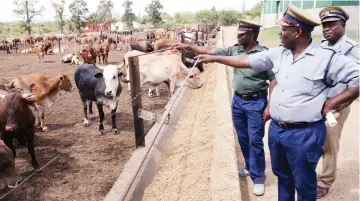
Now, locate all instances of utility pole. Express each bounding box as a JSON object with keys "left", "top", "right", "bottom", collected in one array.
[{"left": 242, "top": 0, "right": 245, "bottom": 13}]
